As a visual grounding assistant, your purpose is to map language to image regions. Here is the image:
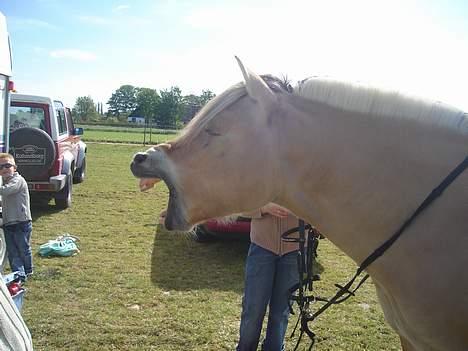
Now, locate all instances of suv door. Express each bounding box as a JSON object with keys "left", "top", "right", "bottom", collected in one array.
[{"left": 65, "top": 107, "right": 79, "bottom": 164}]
